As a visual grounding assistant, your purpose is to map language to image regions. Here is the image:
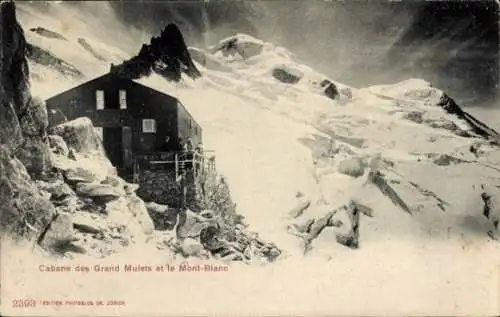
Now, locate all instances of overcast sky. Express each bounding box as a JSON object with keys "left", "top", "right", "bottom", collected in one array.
[{"left": 33, "top": 0, "right": 500, "bottom": 106}]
